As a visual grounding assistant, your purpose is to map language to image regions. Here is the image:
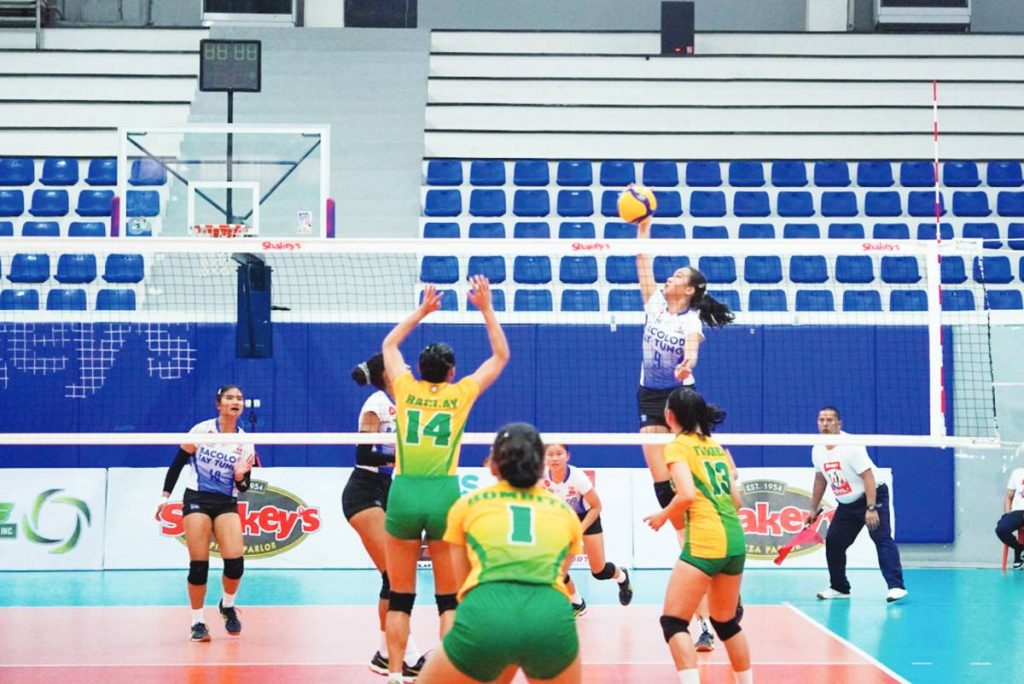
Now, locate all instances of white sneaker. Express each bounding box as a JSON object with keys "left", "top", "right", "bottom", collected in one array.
[
  {"left": 886, "top": 587, "right": 908, "bottom": 603},
  {"left": 816, "top": 588, "right": 850, "bottom": 600}
]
